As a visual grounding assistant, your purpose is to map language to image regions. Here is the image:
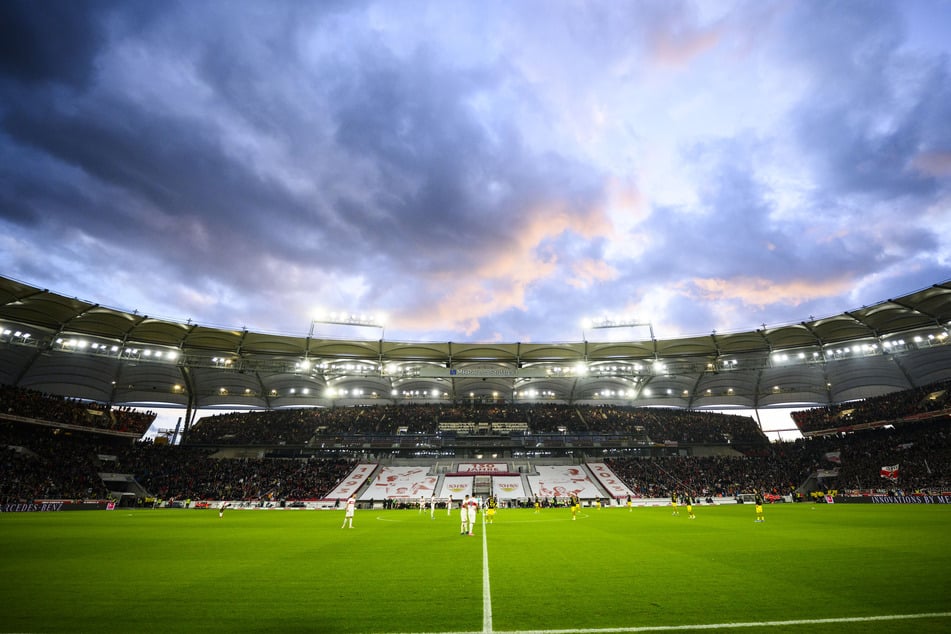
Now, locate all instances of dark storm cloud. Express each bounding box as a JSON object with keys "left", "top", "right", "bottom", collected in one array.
[
  {"left": 0, "top": 0, "right": 108, "bottom": 87},
  {"left": 1, "top": 0, "right": 613, "bottom": 336}
]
